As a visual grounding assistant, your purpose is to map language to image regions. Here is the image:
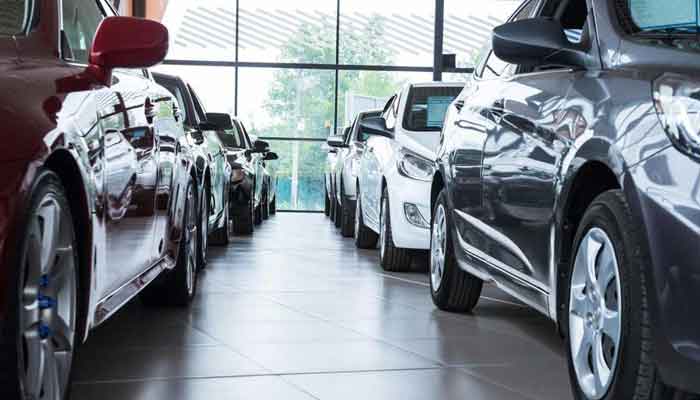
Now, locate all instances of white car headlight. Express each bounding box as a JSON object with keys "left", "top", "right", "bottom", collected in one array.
[
  {"left": 397, "top": 149, "right": 435, "bottom": 181},
  {"left": 654, "top": 74, "right": 700, "bottom": 160}
]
